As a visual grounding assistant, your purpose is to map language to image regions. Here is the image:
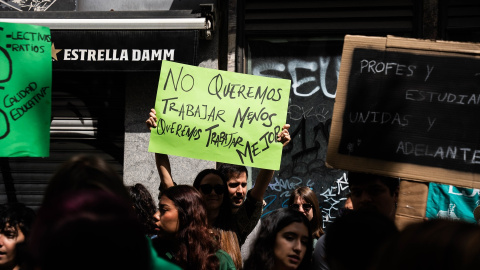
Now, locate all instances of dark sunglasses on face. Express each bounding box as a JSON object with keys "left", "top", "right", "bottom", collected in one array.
[
  {"left": 290, "top": 203, "right": 313, "bottom": 212},
  {"left": 199, "top": 184, "right": 225, "bottom": 195}
]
